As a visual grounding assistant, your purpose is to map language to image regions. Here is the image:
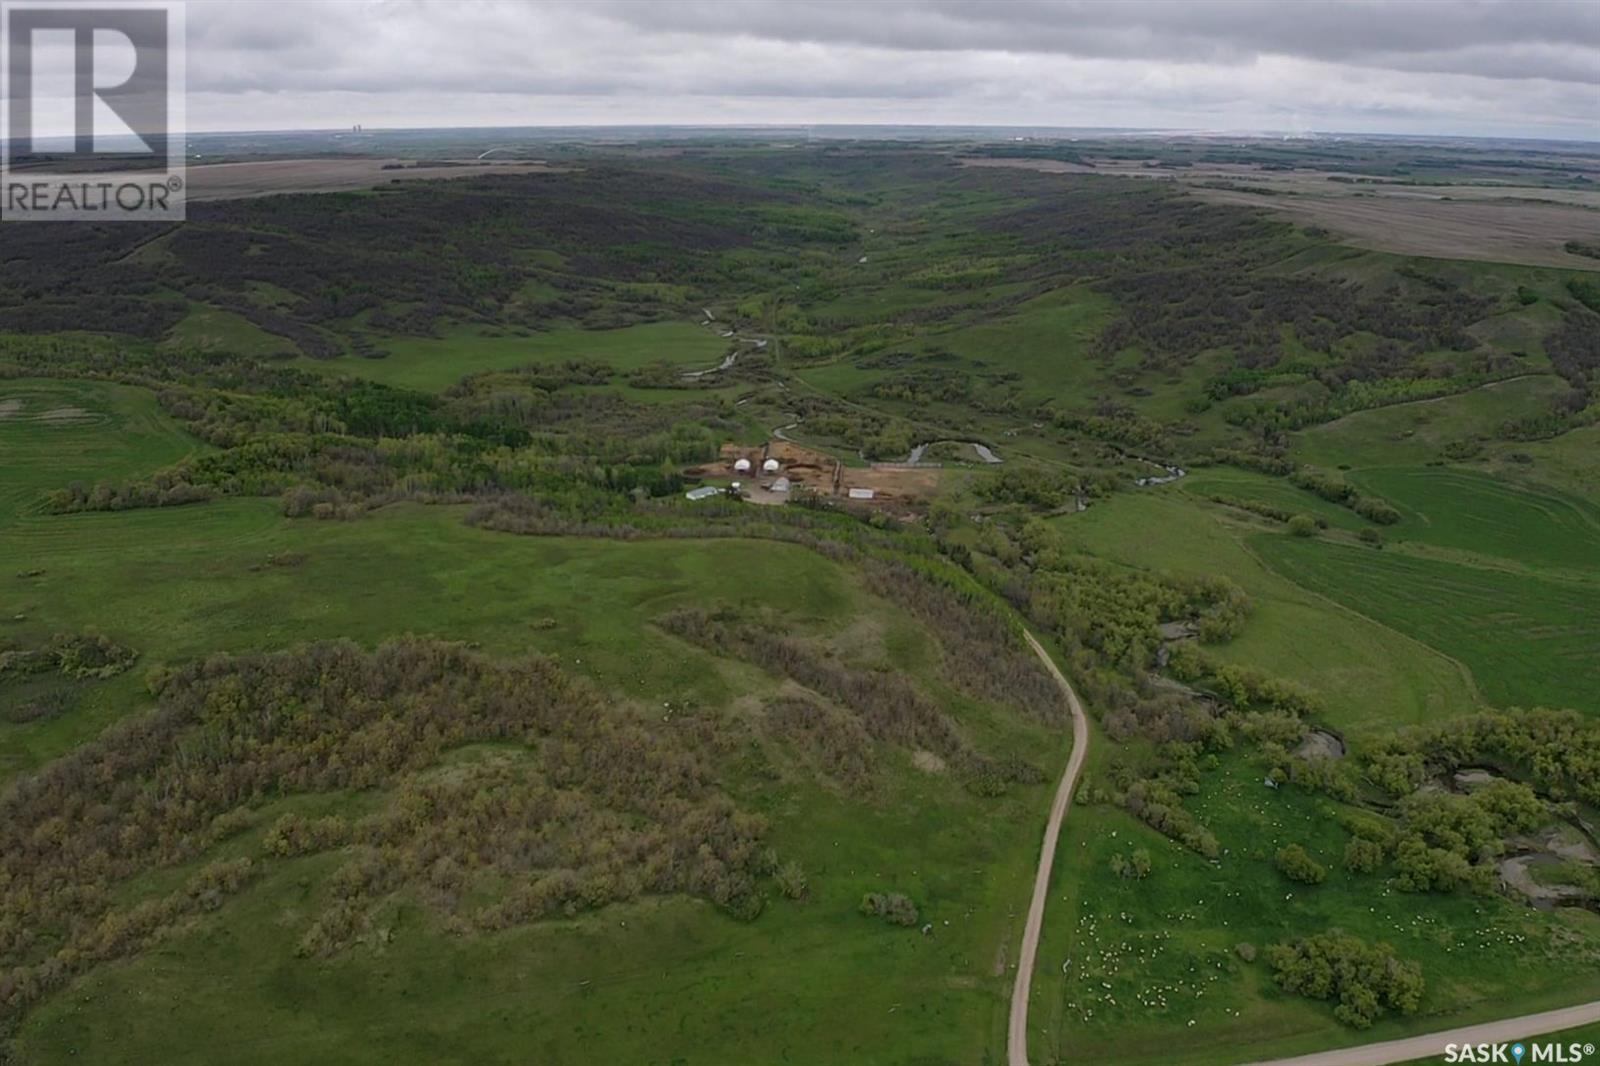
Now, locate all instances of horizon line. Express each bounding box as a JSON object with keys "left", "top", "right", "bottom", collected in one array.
[{"left": 166, "top": 122, "right": 1599, "bottom": 147}]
